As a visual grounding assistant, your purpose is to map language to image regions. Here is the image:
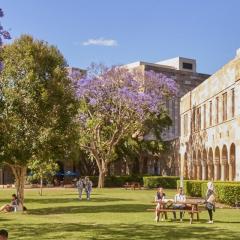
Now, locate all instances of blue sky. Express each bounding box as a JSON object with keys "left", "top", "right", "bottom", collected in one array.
[{"left": 0, "top": 0, "right": 239, "bottom": 74}]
